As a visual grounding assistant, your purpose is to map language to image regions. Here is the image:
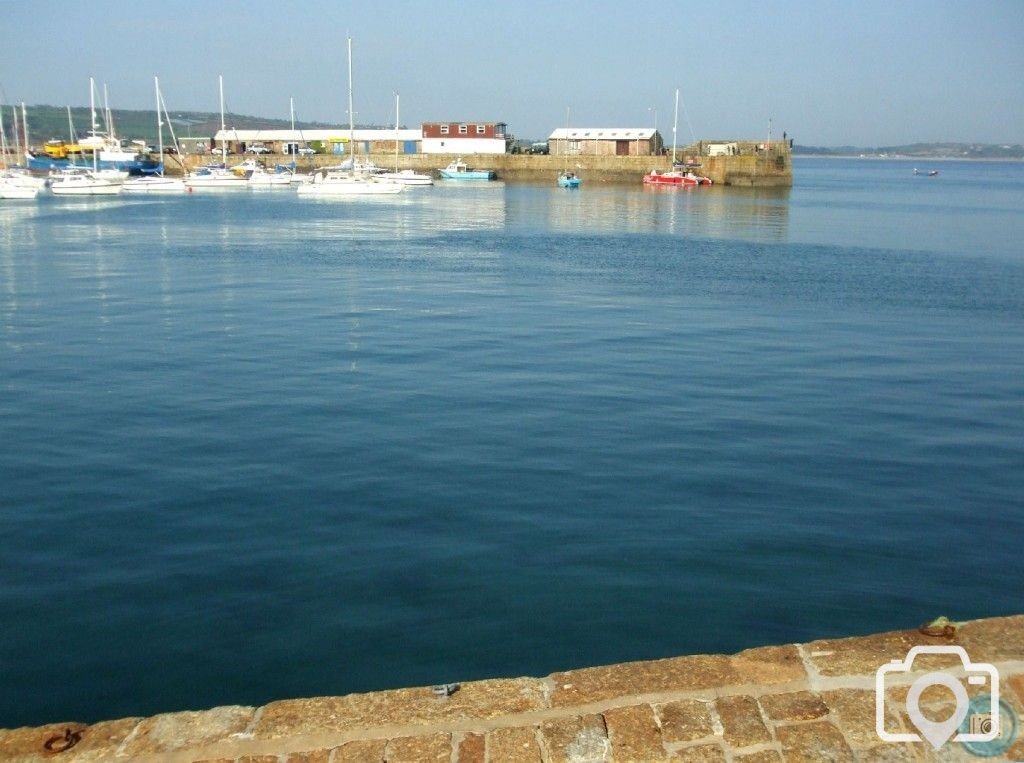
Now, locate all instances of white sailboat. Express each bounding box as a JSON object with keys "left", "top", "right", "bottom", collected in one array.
[
  {"left": 0, "top": 108, "right": 39, "bottom": 199},
  {"left": 185, "top": 76, "right": 249, "bottom": 190},
  {"left": 375, "top": 93, "right": 433, "bottom": 186},
  {"left": 50, "top": 79, "right": 125, "bottom": 196},
  {"left": 0, "top": 104, "right": 45, "bottom": 195},
  {"left": 124, "top": 77, "right": 187, "bottom": 193},
  {"left": 247, "top": 164, "right": 294, "bottom": 187},
  {"left": 298, "top": 37, "right": 402, "bottom": 197}
]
